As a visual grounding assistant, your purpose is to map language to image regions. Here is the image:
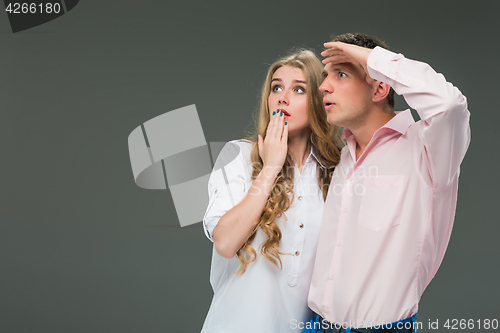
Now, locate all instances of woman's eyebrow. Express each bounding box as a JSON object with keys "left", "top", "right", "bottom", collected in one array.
[{"left": 271, "top": 78, "right": 306, "bottom": 84}]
